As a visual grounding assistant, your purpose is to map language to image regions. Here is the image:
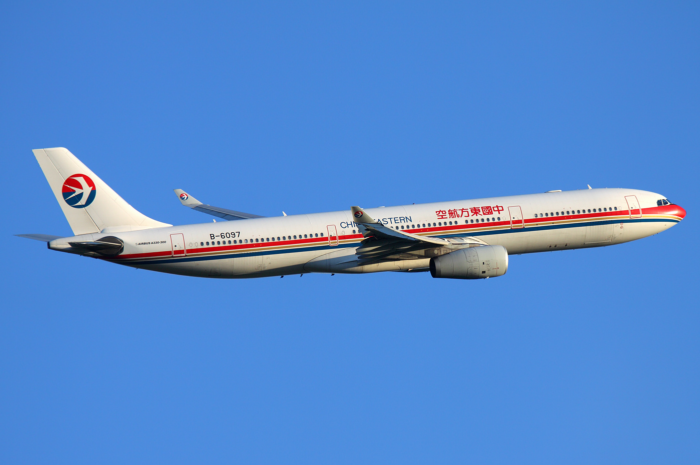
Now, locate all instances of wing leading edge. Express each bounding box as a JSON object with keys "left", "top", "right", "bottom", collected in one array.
[{"left": 174, "top": 189, "right": 264, "bottom": 221}]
